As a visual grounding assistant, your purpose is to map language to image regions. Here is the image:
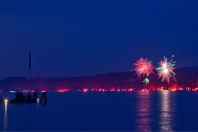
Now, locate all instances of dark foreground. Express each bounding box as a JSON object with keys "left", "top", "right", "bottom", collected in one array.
[{"left": 0, "top": 91, "right": 198, "bottom": 131}]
